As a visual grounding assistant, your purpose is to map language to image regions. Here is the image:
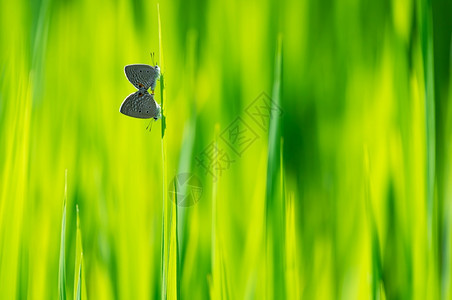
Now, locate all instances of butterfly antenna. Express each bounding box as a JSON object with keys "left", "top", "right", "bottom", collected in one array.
[
  {"left": 146, "top": 119, "right": 154, "bottom": 132},
  {"left": 150, "top": 52, "right": 155, "bottom": 66}
]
